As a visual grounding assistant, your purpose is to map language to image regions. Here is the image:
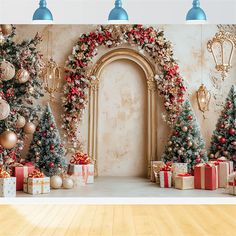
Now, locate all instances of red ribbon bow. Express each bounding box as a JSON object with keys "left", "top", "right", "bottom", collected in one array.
[
  {"left": 70, "top": 152, "right": 91, "bottom": 165},
  {"left": 160, "top": 162, "right": 172, "bottom": 171},
  {"left": 28, "top": 169, "right": 44, "bottom": 178},
  {"left": 177, "top": 173, "right": 192, "bottom": 177}
]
